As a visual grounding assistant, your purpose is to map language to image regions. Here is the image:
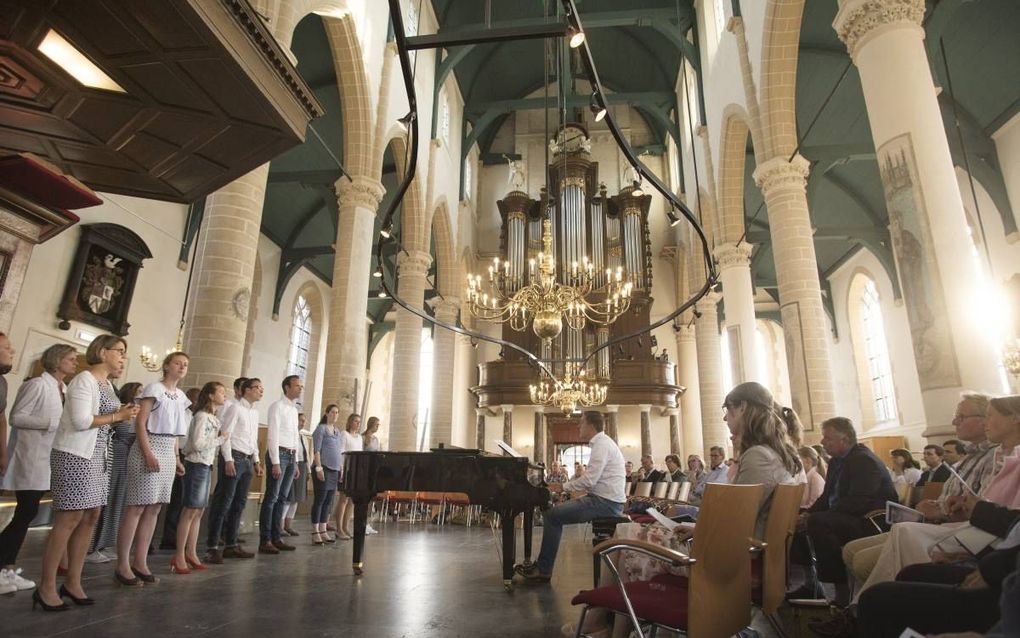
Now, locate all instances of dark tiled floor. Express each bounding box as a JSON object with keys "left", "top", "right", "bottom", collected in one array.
[{"left": 1, "top": 519, "right": 781, "bottom": 637}]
